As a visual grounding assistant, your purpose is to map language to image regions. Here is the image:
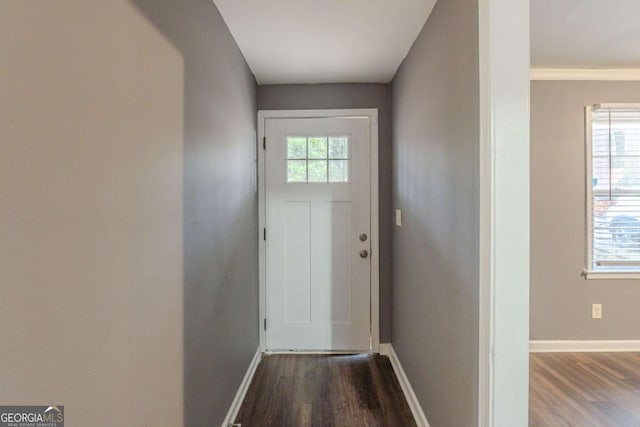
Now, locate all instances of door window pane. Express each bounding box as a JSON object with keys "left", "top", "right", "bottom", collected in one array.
[
  {"left": 287, "top": 160, "right": 307, "bottom": 182},
  {"left": 329, "top": 136, "right": 349, "bottom": 159},
  {"left": 287, "top": 136, "right": 307, "bottom": 159},
  {"left": 329, "top": 160, "right": 349, "bottom": 182},
  {"left": 308, "top": 160, "right": 328, "bottom": 182},
  {"left": 308, "top": 136, "right": 328, "bottom": 159}
]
